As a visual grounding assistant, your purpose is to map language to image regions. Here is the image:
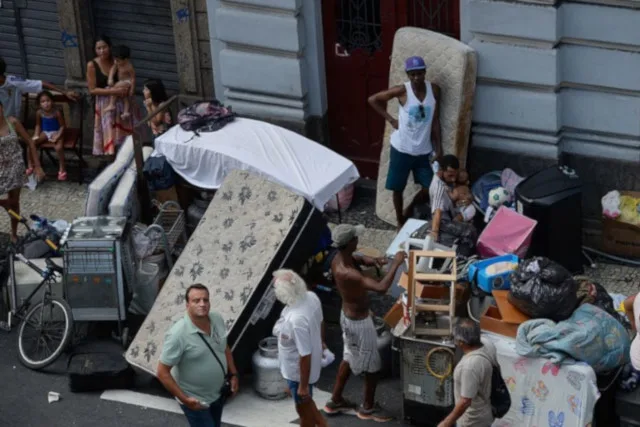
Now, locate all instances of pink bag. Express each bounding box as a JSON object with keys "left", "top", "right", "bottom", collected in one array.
[
  {"left": 324, "top": 184, "right": 355, "bottom": 213},
  {"left": 477, "top": 206, "right": 537, "bottom": 258}
]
